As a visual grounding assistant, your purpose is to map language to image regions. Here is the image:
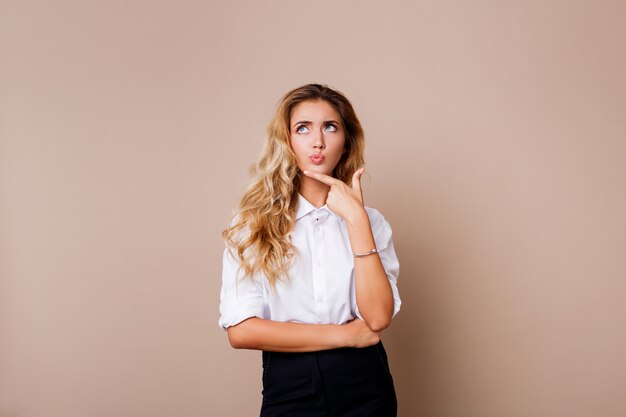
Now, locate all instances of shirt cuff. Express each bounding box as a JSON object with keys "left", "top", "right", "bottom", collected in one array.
[{"left": 218, "top": 306, "right": 265, "bottom": 330}]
